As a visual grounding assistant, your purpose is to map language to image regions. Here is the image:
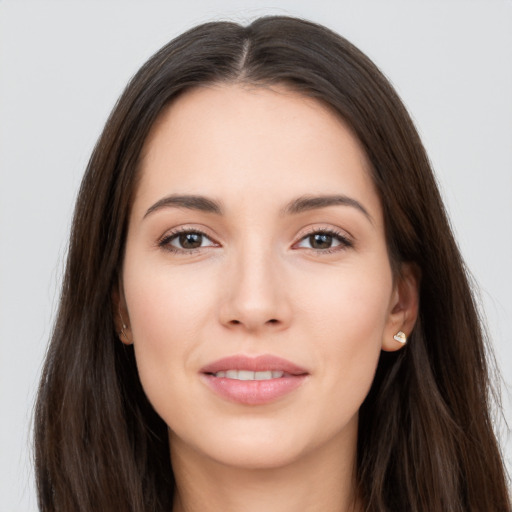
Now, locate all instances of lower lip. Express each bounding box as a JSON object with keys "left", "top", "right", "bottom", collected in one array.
[{"left": 201, "top": 374, "right": 307, "bottom": 405}]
